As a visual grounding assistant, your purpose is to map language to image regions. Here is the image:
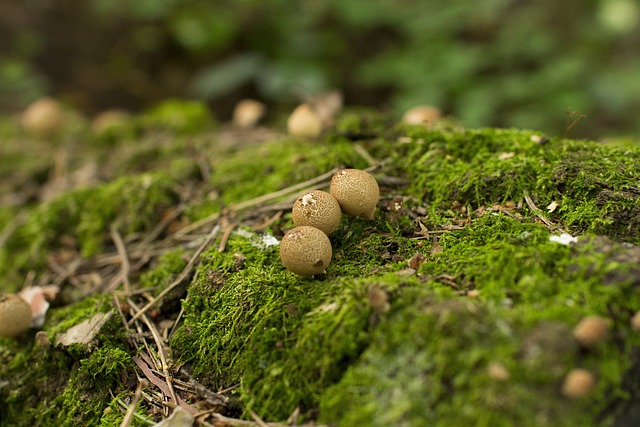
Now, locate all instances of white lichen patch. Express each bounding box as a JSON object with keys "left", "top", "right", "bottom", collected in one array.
[
  {"left": 235, "top": 228, "right": 280, "bottom": 249},
  {"left": 549, "top": 233, "right": 578, "bottom": 245}
]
